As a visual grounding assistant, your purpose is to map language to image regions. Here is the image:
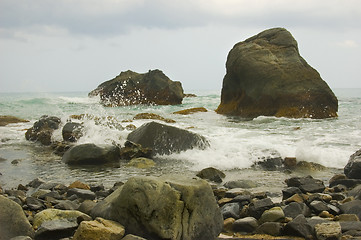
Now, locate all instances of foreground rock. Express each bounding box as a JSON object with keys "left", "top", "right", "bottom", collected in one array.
[
  {"left": 127, "top": 121, "right": 210, "bottom": 155},
  {"left": 25, "top": 115, "right": 61, "bottom": 145},
  {"left": 91, "top": 176, "right": 223, "bottom": 240},
  {"left": 62, "top": 143, "right": 120, "bottom": 165},
  {"left": 89, "top": 69, "right": 184, "bottom": 106},
  {"left": 73, "top": 217, "right": 125, "bottom": 240},
  {"left": 344, "top": 149, "right": 361, "bottom": 179},
  {"left": 0, "top": 195, "right": 34, "bottom": 240},
  {"left": 216, "top": 27, "right": 338, "bottom": 119},
  {"left": 0, "top": 115, "right": 29, "bottom": 126}
]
